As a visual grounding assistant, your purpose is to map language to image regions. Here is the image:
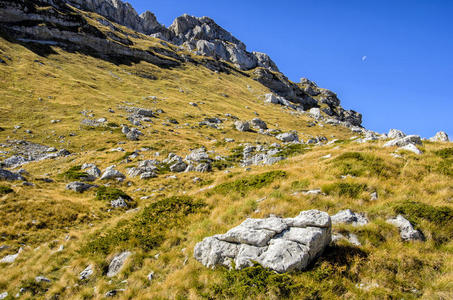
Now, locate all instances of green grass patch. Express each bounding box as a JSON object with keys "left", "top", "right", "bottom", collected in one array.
[
  {"left": 58, "top": 165, "right": 90, "bottom": 181},
  {"left": 290, "top": 179, "right": 310, "bottom": 190},
  {"left": 436, "top": 159, "right": 453, "bottom": 176},
  {"left": 213, "top": 170, "right": 287, "bottom": 196},
  {"left": 95, "top": 186, "right": 131, "bottom": 202},
  {"left": 322, "top": 182, "right": 368, "bottom": 198},
  {"left": 213, "top": 146, "right": 244, "bottom": 170},
  {"left": 332, "top": 152, "right": 399, "bottom": 178},
  {"left": 393, "top": 201, "right": 453, "bottom": 244},
  {"left": 277, "top": 144, "right": 311, "bottom": 158},
  {"left": 211, "top": 264, "right": 299, "bottom": 299},
  {"left": 0, "top": 185, "right": 13, "bottom": 195},
  {"left": 434, "top": 147, "right": 453, "bottom": 159},
  {"left": 81, "top": 196, "right": 205, "bottom": 255}
]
